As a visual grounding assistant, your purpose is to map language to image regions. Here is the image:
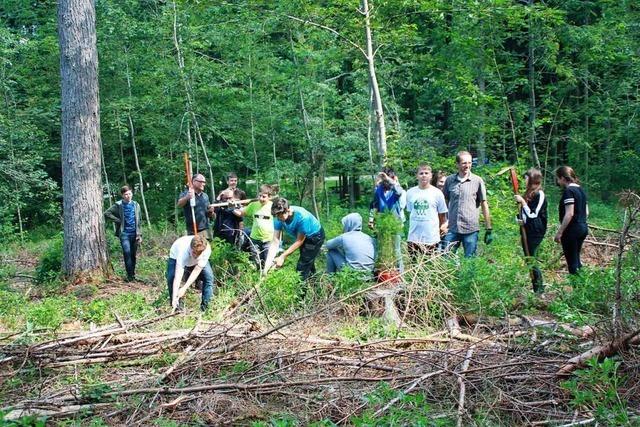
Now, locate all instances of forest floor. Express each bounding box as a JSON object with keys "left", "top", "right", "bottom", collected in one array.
[{"left": 1, "top": 201, "right": 639, "bottom": 425}]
